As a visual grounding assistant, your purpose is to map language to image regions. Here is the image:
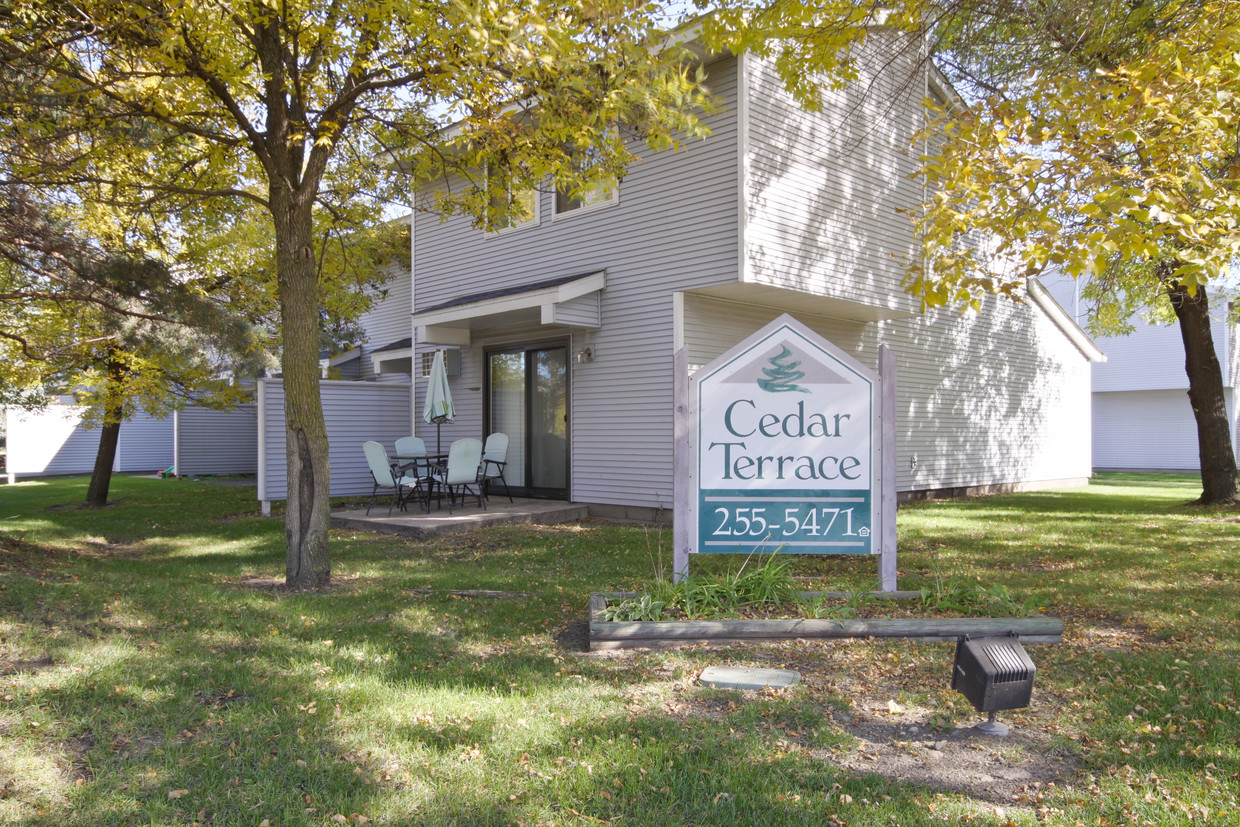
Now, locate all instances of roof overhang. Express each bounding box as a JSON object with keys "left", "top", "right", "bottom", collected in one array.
[
  {"left": 1026, "top": 277, "right": 1107, "bottom": 363},
  {"left": 413, "top": 271, "right": 606, "bottom": 346},
  {"left": 319, "top": 348, "right": 360, "bottom": 377},
  {"left": 685, "top": 282, "right": 916, "bottom": 324},
  {"left": 370, "top": 337, "right": 414, "bottom": 375}
]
